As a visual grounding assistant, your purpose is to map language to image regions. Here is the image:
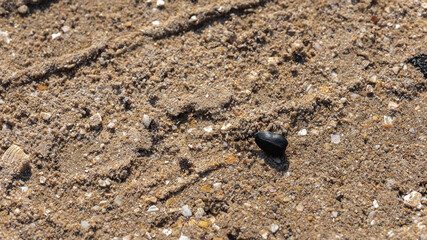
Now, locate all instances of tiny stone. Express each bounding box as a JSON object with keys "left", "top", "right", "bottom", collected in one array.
[
  {"left": 369, "top": 75, "right": 378, "bottom": 83},
  {"left": 124, "top": 21, "right": 132, "bottom": 27},
  {"left": 156, "top": 0, "right": 165, "bottom": 7},
  {"left": 39, "top": 176, "right": 46, "bottom": 184},
  {"left": 114, "top": 196, "right": 122, "bottom": 206},
  {"left": 383, "top": 116, "right": 394, "bottom": 128},
  {"left": 143, "top": 114, "right": 152, "bottom": 128},
  {"left": 81, "top": 221, "right": 90, "bottom": 231},
  {"left": 373, "top": 200, "right": 379, "bottom": 208},
  {"left": 203, "top": 126, "right": 213, "bottom": 133},
  {"left": 194, "top": 207, "right": 205, "bottom": 218},
  {"left": 40, "top": 112, "right": 52, "bottom": 121},
  {"left": 392, "top": 65, "right": 400, "bottom": 74},
  {"left": 213, "top": 182, "right": 222, "bottom": 190},
  {"left": 198, "top": 221, "right": 209, "bottom": 228},
  {"left": 313, "top": 41, "right": 323, "bottom": 51},
  {"left": 268, "top": 57, "right": 280, "bottom": 66},
  {"left": 61, "top": 25, "right": 71, "bottom": 33},
  {"left": 291, "top": 40, "right": 303, "bottom": 51},
  {"left": 181, "top": 205, "right": 192, "bottom": 217},
  {"left": 179, "top": 235, "right": 190, "bottom": 240},
  {"left": 107, "top": 122, "right": 115, "bottom": 129},
  {"left": 147, "top": 205, "right": 159, "bottom": 213},
  {"left": 189, "top": 15, "right": 197, "bottom": 23},
  {"left": 388, "top": 101, "right": 399, "bottom": 110},
  {"left": 269, "top": 224, "right": 279, "bottom": 233},
  {"left": 296, "top": 202, "right": 304, "bottom": 212},
  {"left": 89, "top": 113, "right": 102, "bottom": 129},
  {"left": 221, "top": 123, "right": 232, "bottom": 130},
  {"left": 152, "top": 20, "right": 160, "bottom": 26},
  {"left": 0, "top": 31, "right": 11, "bottom": 44},
  {"left": 403, "top": 191, "right": 422, "bottom": 209},
  {"left": 98, "top": 178, "right": 111, "bottom": 187},
  {"left": 162, "top": 229, "right": 172, "bottom": 236},
  {"left": 297, "top": 129, "right": 307, "bottom": 136},
  {"left": 366, "top": 85, "right": 374, "bottom": 93},
  {"left": 18, "top": 5, "right": 29, "bottom": 15},
  {"left": 52, "top": 32, "right": 62, "bottom": 40},
  {"left": 331, "top": 134, "right": 340, "bottom": 144},
  {"left": 259, "top": 229, "right": 269, "bottom": 239},
  {"left": 332, "top": 211, "right": 338, "bottom": 218}
]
